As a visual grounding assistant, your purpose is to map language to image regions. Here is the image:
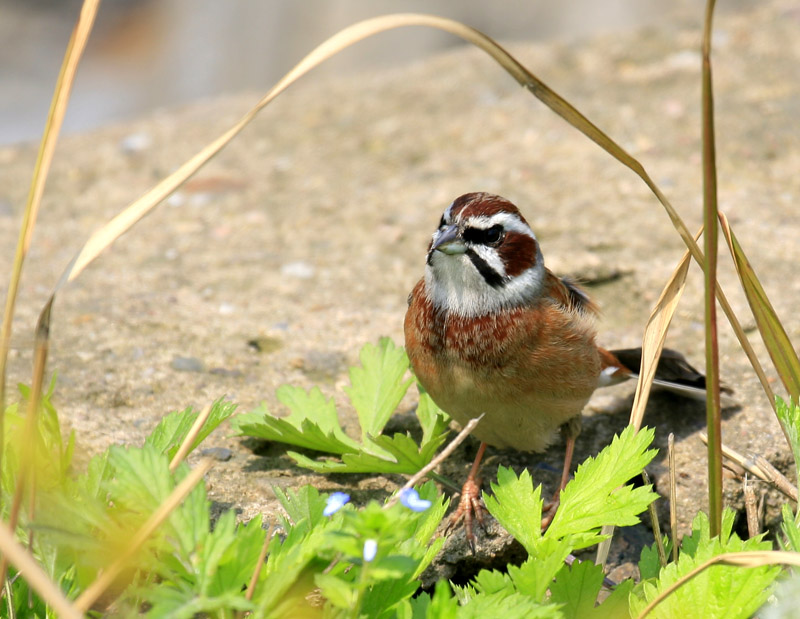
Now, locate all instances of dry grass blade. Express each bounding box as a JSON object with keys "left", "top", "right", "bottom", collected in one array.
[
  {"left": 74, "top": 458, "right": 214, "bottom": 612},
  {"left": 0, "top": 522, "right": 81, "bottom": 619},
  {"left": 637, "top": 550, "right": 800, "bottom": 618},
  {"left": 643, "top": 469, "right": 667, "bottom": 568},
  {"left": 28, "top": 13, "right": 768, "bottom": 446},
  {"left": 719, "top": 212, "right": 800, "bottom": 405},
  {"left": 244, "top": 520, "right": 274, "bottom": 603},
  {"left": 629, "top": 239, "right": 696, "bottom": 430},
  {"left": 168, "top": 404, "right": 212, "bottom": 472},
  {"left": 0, "top": 308, "right": 52, "bottom": 589},
  {"left": 743, "top": 476, "right": 760, "bottom": 539},
  {"left": 699, "top": 431, "right": 798, "bottom": 501},
  {"left": 0, "top": 0, "right": 100, "bottom": 409},
  {"left": 594, "top": 525, "right": 614, "bottom": 568}
]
